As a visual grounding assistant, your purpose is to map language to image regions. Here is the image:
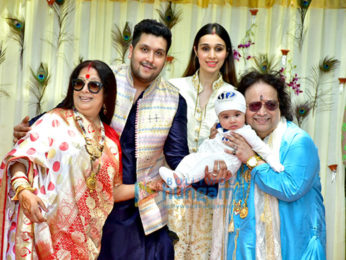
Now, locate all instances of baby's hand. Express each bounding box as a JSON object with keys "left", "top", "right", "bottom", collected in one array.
[{"left": 209, "top": 123, "right": 218, "bottom": 139}]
